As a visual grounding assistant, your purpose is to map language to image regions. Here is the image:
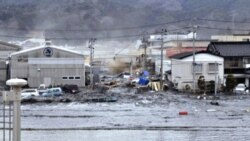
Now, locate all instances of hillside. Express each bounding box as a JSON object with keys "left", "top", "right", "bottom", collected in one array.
[{"left": 0, "top": 0, "right": 249, "bottom": 44}]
